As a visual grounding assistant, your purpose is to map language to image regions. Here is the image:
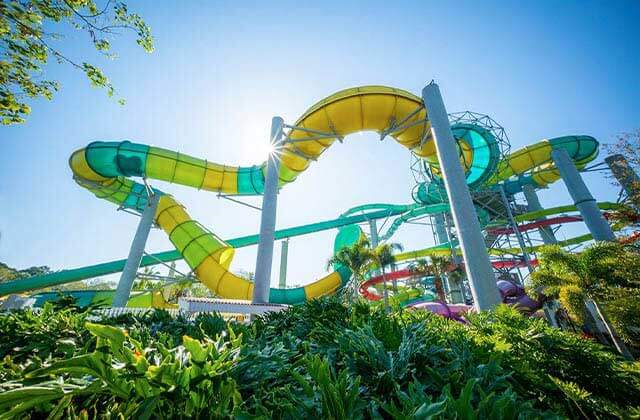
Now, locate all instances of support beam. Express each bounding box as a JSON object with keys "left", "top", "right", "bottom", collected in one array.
[
  {"left": 433, "top": 213, "right": 448, "bottom": 244},
  {"left": 605, "top": 154, "right": 640, "bottom": 208},
  {"left": 444, "top": 213, "right": 467, "bottom": 303},
  {"left": 368, "top": 219, "right": 381, "bottom": 276},
  {"left": 422, "top": 82, "right": 501, "bottom": 311},
  {"left": 252, "top": 117, "right": 284, "bottom": 304},
  {"left": 551, "top": 149, "right": 615, "bottom": 241},
  {"left": 278, "top": 239, "right": 289, "bottom": 289},
  {"left": 113, "top": 193, "right": 160, "bottom": 307},
  {"left": 370, "top": 218, "right": 391, "bottom": 304},
  {"left": 368, "top": 219, "right": 379, "bottom": 248},
  {"left": 522, "top": 184, "right": 557, "bottom": 244},
  {"left": 434, "top": 213, "right": 463, "bottom": 303},
  {"left": 499, "top": 185, "right": 534, "bottom": 276}
]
